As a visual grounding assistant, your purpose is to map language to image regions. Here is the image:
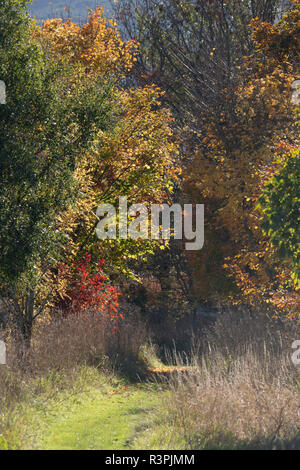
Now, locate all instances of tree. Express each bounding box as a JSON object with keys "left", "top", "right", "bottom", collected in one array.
[
  {"left": 115, "top": 0, "right": 285, "bottom": 130},
  {"left": 259, "top": 146, "right": 300, "bottom": 288},
  {"left": 115, "top": 0, "right": 299, "bottom": 312},
  {"left": 39, "top": 9, "right": 179, "bottom": 282},
  {"left": 0, "top": 2, "right": 117, "bottom": 351},
  {"left": 0, "top": 5, "right": 179, "bottom": 353}
]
